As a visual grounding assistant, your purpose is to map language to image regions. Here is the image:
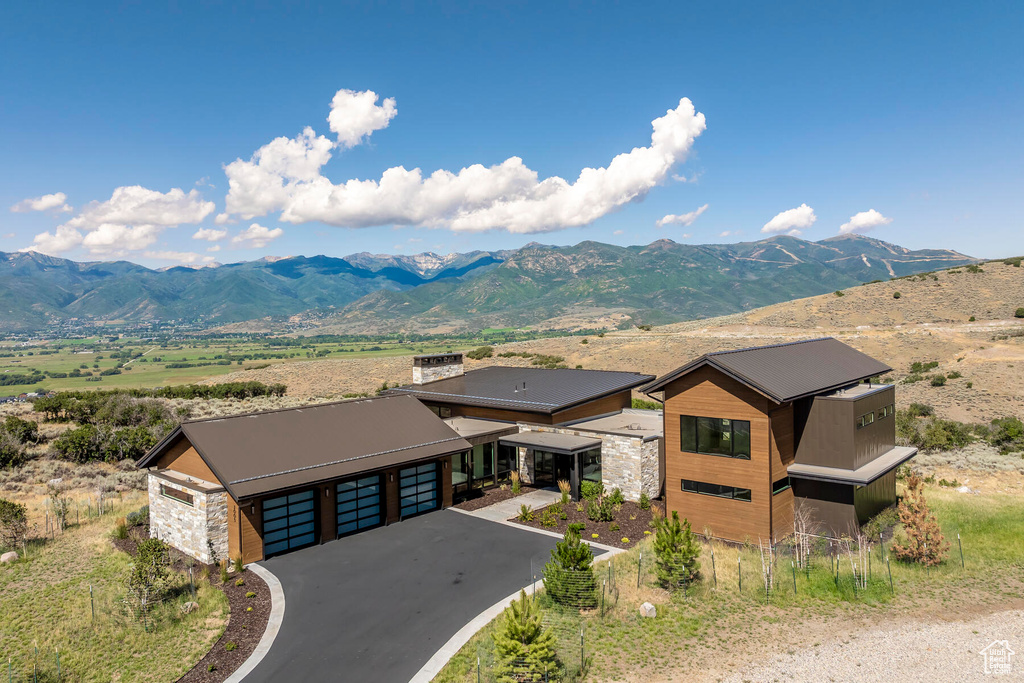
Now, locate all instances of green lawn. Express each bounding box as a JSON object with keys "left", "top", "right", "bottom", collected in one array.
[
  {"left": 434, "top": 488, "right": 1024, "bottom": 682},
  {"left": 0, "top": 494, "right": 229, "bottom": 682}
]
